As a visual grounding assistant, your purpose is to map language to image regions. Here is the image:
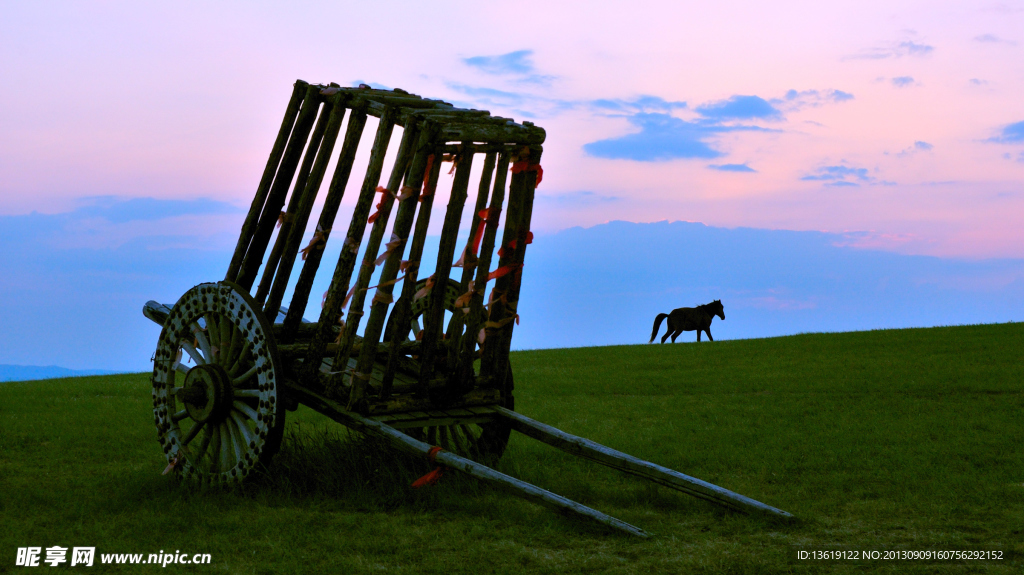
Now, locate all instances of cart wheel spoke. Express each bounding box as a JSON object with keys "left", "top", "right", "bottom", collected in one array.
[
  {"left": 232, "top": 364, "right": 259, "bottom": 387},
  {"left": 226, "top": 418, "right": 244, "bottom": 473},
  {"left": 193, "top": 426, "right": 213, "bottom": 464},
  {"left": 444, "top": 426, "right": 458, "bottom": 451},
  {"left": 192, "top": 323, "right": 214, "bottom": 362},
  {"left": 228, "top": 340, "right": 253, "bottom": 377},
  {"left": 180, "top": 420, "right": 206, "bottom": 446},
  {"left": 231, "top": 411, "right": 258, "bottom": 450},
  {"left": 217, "top": 423, "right": 232, "bottom": 473},
  {"left": 180, "top": 340, "right": 206, "bottom": 366},
  {"left": 207, "top": 424, "right": 222, "bottom": 472},
  {"left": 222, "top": 316, "right": 235, "bottom": 363},
  {"left": 233, "top": 400, "right": 259, "bottom": 422},
  {"left": 456, "top": 424, "right": 480, "bottom": 459},
  {"left": 211, "top": 314, "right": 228, "bottom": 365}
]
